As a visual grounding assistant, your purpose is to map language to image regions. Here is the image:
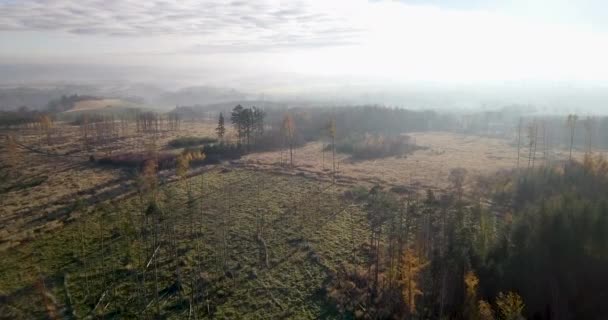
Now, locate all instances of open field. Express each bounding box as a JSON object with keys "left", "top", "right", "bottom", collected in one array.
[
  {"left": 243, "top": 131, "right": 587, "bottom": 190},
  {"left": 65, "top": 99, "right": 139, "bottom": 112},
  {"left": 0, "top": 168, "right": 369, "bottom": 319}
]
